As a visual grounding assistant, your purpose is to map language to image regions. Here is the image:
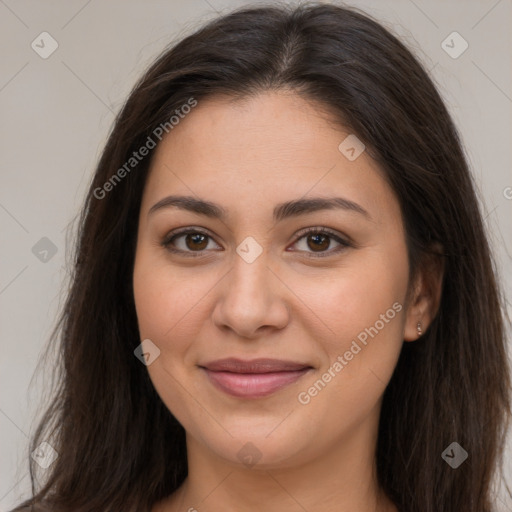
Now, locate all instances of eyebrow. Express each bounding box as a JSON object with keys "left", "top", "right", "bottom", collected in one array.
[{"left": 148, "top": 195, "right": 371, "bottom": 222}]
